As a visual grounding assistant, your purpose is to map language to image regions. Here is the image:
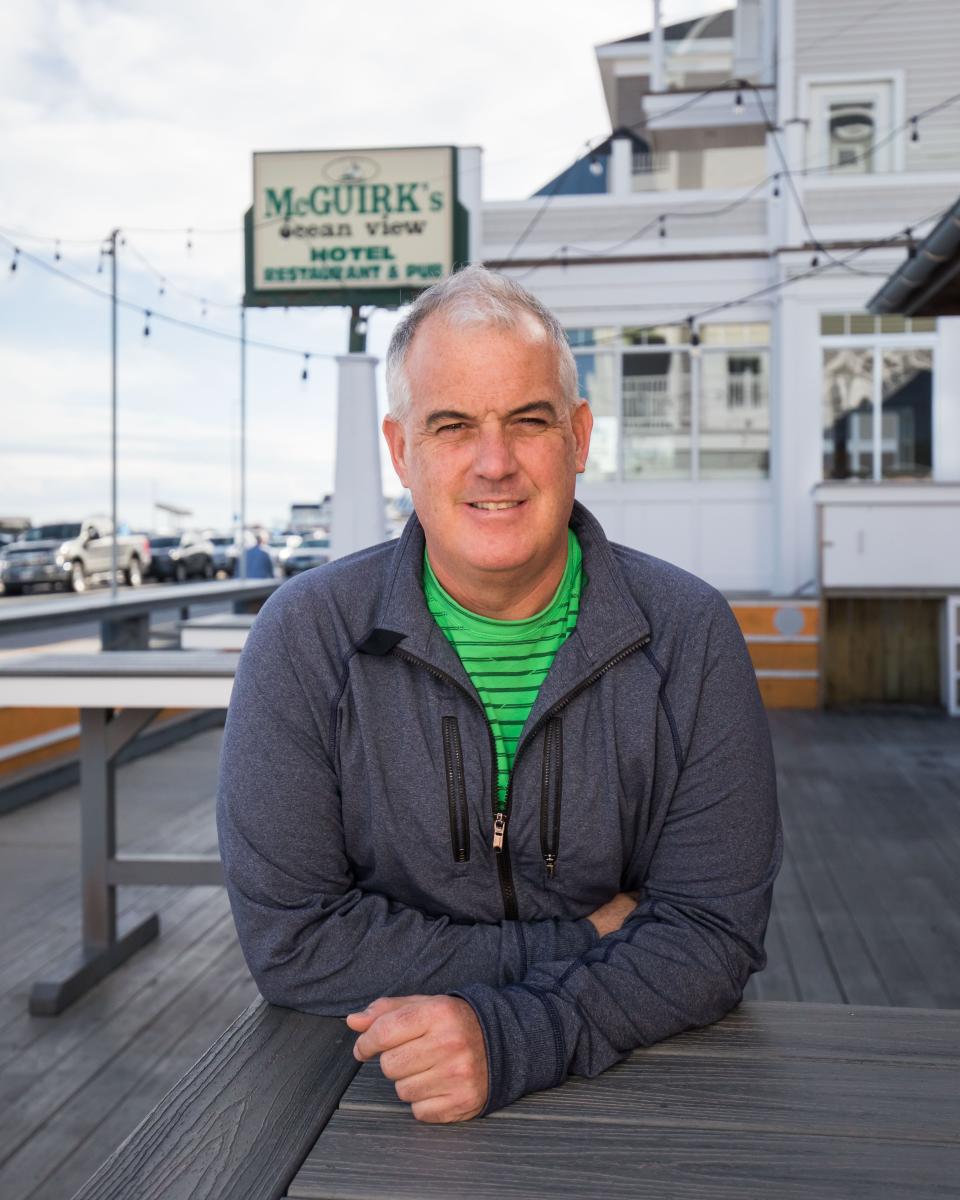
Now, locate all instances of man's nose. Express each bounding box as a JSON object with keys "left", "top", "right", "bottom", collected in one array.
[{"left": 473, "top": 423, "right": 517, "bottom": 479}]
